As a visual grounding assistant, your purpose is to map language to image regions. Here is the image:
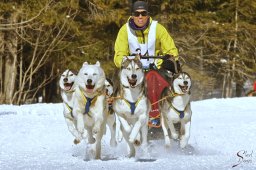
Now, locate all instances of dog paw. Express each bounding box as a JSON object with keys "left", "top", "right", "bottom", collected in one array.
[
  {"left": 73, "top": 139, "right": 80, "bottom": 145},
  {"left": 134, "top": 139, "right": 141, "bottom": 146},
  {"left": 88, "top": 137, "right": 96, "bottom": 144},
  {"left": 164, "top": 137, "right": 171, "bottom": 148},
  {"left": 110, "top": 139, "right": 117, "bottom": 147},
  {"left": 171, "top": 133, "right": 179, "bottom": 140},
  {"left": 180, "top": 139, "right": 188, "bottom": 148}
]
